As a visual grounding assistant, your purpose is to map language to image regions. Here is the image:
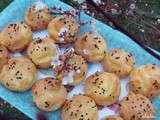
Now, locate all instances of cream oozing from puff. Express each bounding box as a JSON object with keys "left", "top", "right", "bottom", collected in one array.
[{"left": 54, "top": 48, "right": 88, "bottom": 86}]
